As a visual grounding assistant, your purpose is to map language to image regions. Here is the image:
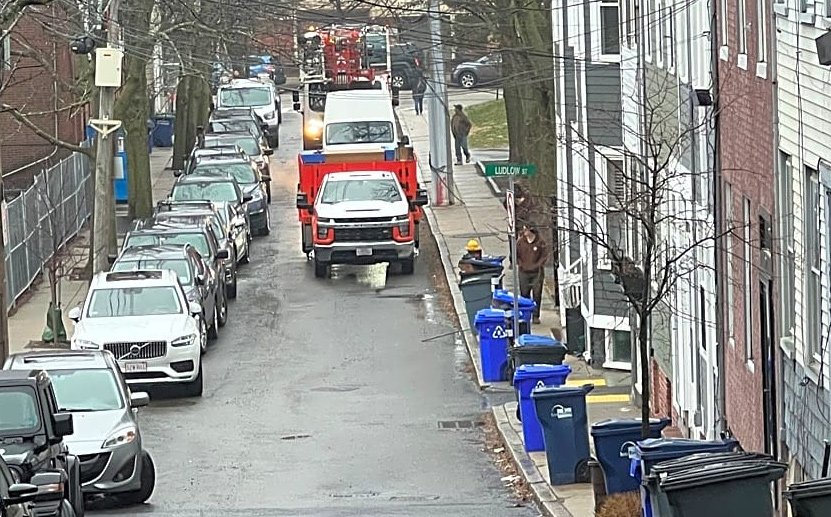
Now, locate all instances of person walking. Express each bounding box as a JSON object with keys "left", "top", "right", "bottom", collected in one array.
[
  {"left": 516, "top": 226, "right": 547, "bottom": 324},
  {"left": 450, "top": 104, "right": 472, "bottom": 165},
  {"left": 412, "top": 74, "right": 427, "bottom": 115}
]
